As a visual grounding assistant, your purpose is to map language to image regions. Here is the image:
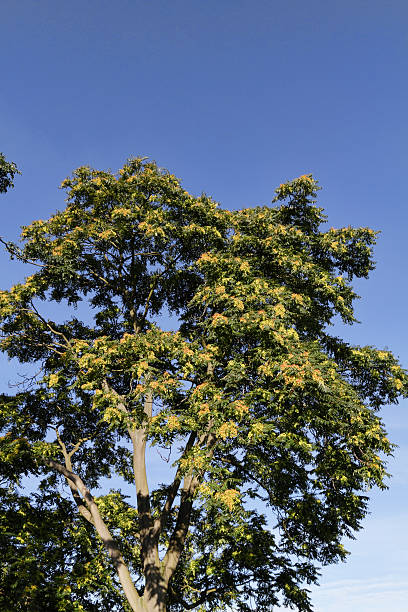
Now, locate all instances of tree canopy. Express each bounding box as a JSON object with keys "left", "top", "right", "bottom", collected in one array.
[{"left": 0, "top": 157, "right": 406, "bottom": 612}]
